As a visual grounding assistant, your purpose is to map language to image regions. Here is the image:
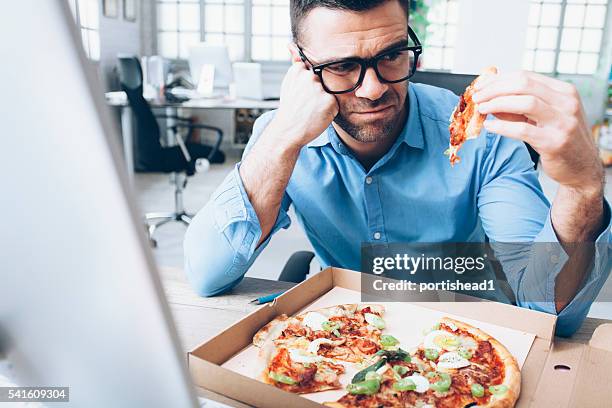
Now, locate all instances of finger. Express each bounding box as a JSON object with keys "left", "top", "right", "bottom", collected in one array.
[
  {"left": 491, "top": 112, "right": 529, "bottom": 123},
  {"left": 476, "top": 70, "right": 571, "bottom": 95},
  {"left": 478, "top": 95, "right": 558, "bottom": 122},
  {"left": 287, "top": 43, "right": 302, "bottom": 63},
  {"left": 472, "top": 71, "right": 559, "bottom": 106},
  {"left": 483, "top": 118, "right": 541, "bottom": 146},
  {"left": 473, "top": 69, "right": 499, "bottom": 89},
  {"left": 523, "top": 70, "right": 575, "bottom": 94}
]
